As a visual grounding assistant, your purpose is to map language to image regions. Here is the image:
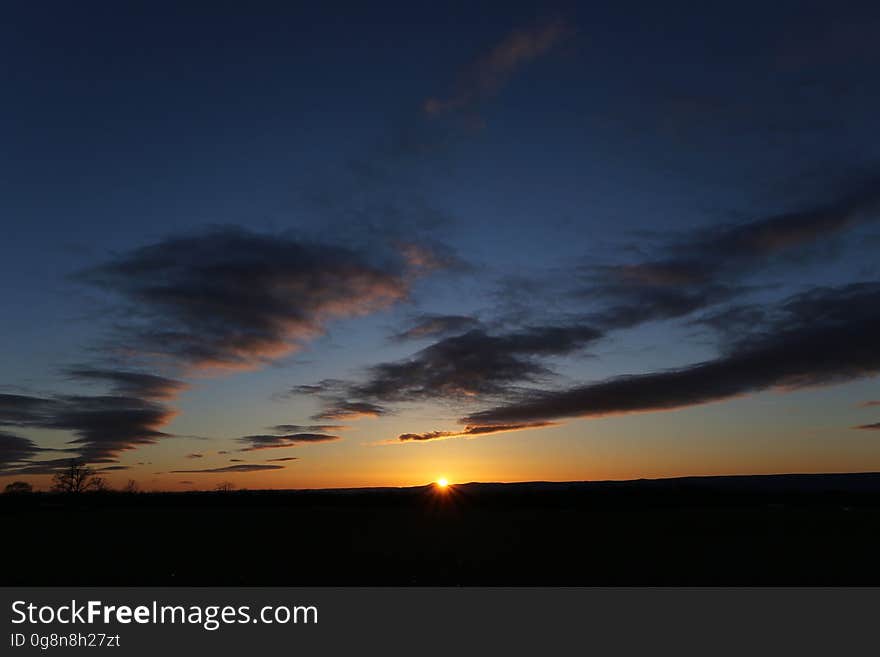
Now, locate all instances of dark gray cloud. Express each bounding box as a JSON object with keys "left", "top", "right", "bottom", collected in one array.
[
  {"left": 687, "top": 303, "right": 771, "bottom": 347},
  {"left": 577, "top": 179, "right": 880, "bottom": 330},
  {"left": 616, "top": 178, "right": 880, "bottom": 281},
  {"left": 236, "top": 432, "right": 341, "bottom": 451},
  {"left": 170, "top": 464, "right": 285, "bottom": 473},
  {"left": 0, "top": 431, "right": 45, "bottom": 472},
  {"left": 266, "top": 456, "right": 300, "bottom": 462},
  {"left": 77, "top": 228, "right": 419, "bottom": 371},
  {"left": 311, "top": 401, "right": 388, "bottom": 421},
  {"left": 0, "top": 392, "right": 175, "bottom": 466},
  {"left": 587, "top": 284, "right": 744, "bottom": 330},
  {"left": 854, "top": 422, "right": 880, "bottom": 430},
  {"left": 306, "top": 325, "right": 603, "bottom": 415},
  {"left": 392, "top": 314, "right": 483, "bottom": 341},
  {"left": 6, "top": 458, "right": 85, "bottom": 476},
  {"left": 0, "top": 394, "right": 52, "bottom": 426},
  {"left": 465, "top": 283, "right": 880, "bottom": 426},
  {"left": 63, "top": 368, "right": 187, "bottom": 400},
  {"left": 43, "top": 396, "right": 174, "bottom": 463},
  {"left": 185, "top": 453, "right": 203, "bottom": 459},
  {"left": 859, "top": 400, "right": 880, "bottom": 408}
]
